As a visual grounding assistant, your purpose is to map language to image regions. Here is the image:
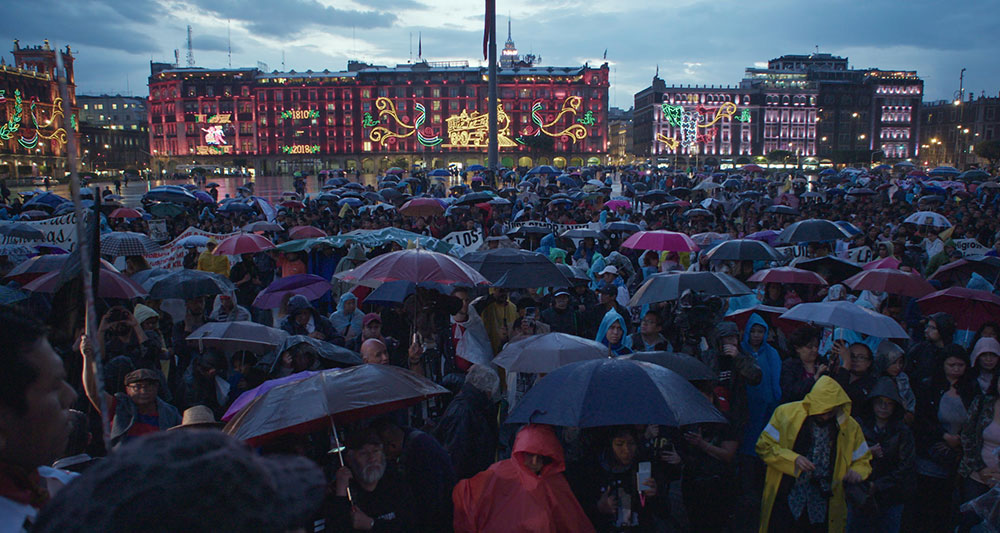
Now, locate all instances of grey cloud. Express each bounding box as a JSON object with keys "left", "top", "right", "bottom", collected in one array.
[
  {"left": 184, "top": 0, "right": 397, "bottom": 37},
  {"left": 192, "top": 34, "right": 241, "bottom": 54},
  {"left": 0, "top": 0, "right": 163, "bottom": 53}
]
